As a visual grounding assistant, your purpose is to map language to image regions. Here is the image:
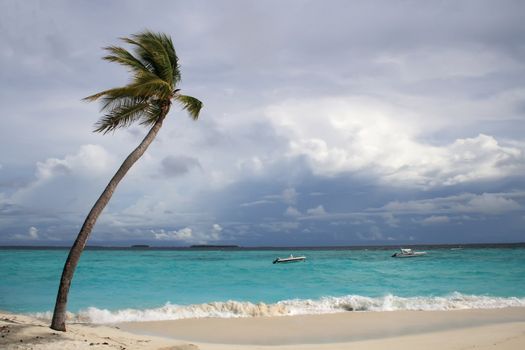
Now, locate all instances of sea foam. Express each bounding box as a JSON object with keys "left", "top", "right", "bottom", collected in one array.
[{"left": 32, "top": 292, "right": 525, "bottom": 324}]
